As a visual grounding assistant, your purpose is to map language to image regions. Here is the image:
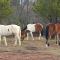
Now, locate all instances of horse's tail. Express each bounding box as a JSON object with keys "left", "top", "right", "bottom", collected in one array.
[
  {"left": 45, "top": 26, "right": 49, "bottom": 40},
  {"left": 22, "top": 26, "right": 27, "bottom": 31}
]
